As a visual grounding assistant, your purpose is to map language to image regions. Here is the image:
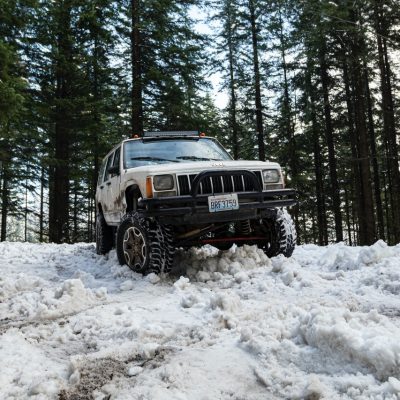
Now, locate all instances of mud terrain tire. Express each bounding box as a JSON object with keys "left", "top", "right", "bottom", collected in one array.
[
  {"left": 262, "top": 209, "right": 296, "bottom": 258},
  {"left": 116, "top": 212, "right": 174, "bottom": 274},
  {"left": 96, "top": 212, "right": 114, "bottom": 255}
]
